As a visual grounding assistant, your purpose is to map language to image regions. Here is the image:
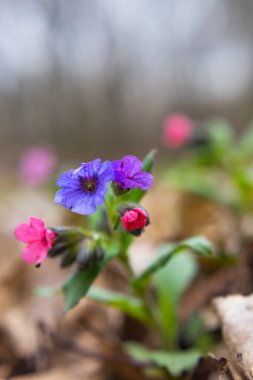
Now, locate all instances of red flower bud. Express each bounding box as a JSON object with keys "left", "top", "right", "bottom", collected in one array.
[{"left": 121, "top": 208, "right": 148, "bottom": 231}]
